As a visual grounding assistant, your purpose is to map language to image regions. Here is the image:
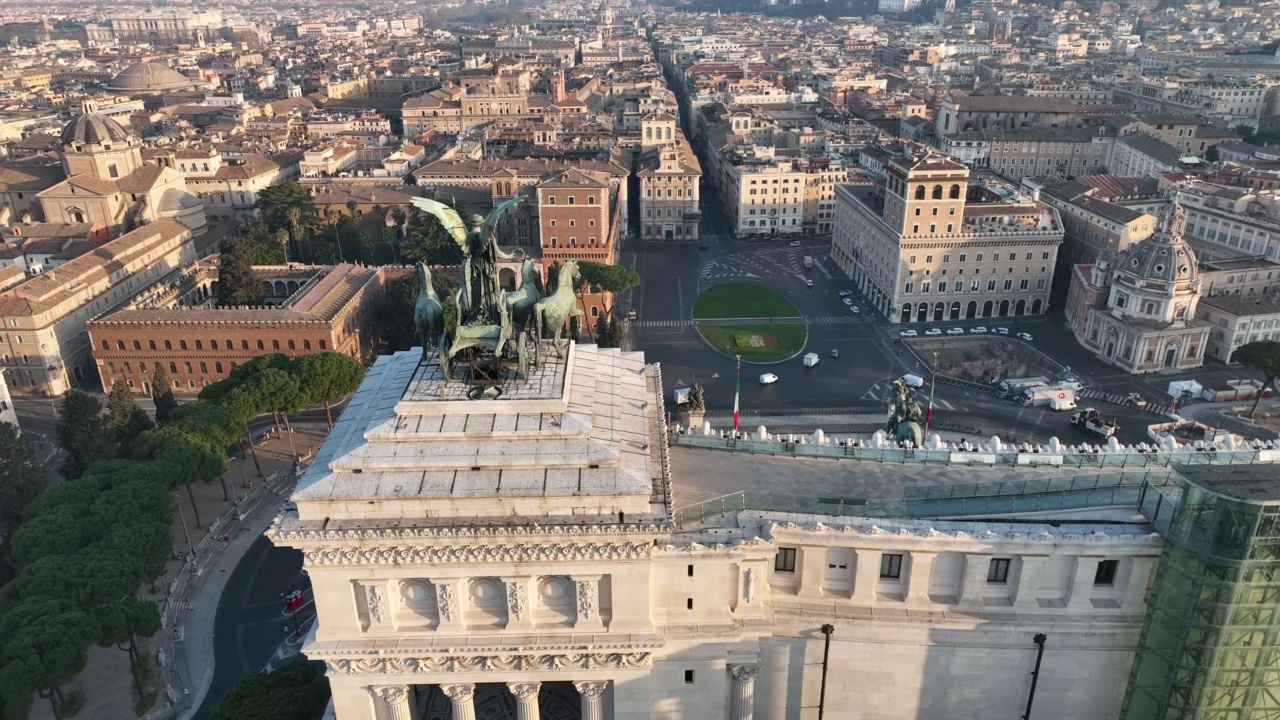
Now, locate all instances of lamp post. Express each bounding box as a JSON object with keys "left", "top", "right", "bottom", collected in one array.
[
  {"left": 174, "top": 494, "right": 192, "bottom": 557},
  {"left": 818, "top": 623, "right": 834, "bottom": 720}
]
